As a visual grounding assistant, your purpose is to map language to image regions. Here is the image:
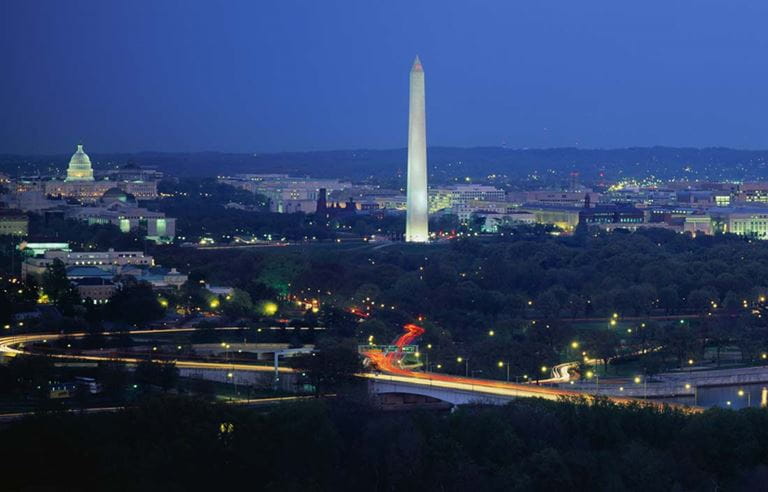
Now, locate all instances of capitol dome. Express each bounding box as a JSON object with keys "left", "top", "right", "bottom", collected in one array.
[{"left": 65, "top": 144, "right": 95, "bottom": 181}]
